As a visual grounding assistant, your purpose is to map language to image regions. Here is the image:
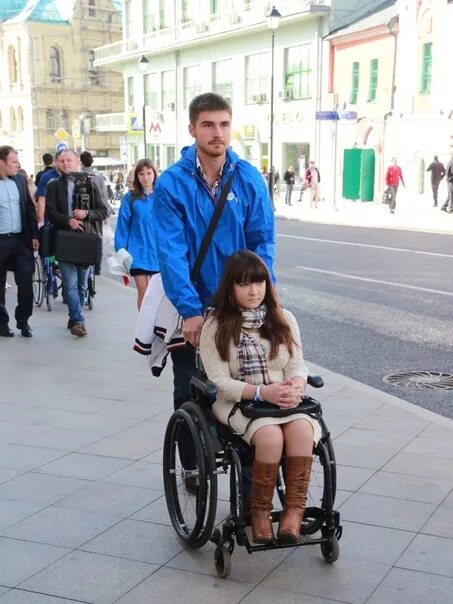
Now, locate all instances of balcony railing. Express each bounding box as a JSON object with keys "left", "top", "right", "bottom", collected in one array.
[
  {"left": 93, "top": 0, "right": 330, "bottom": 66},
  {"left": 95, "top": 112, "right": 126, "bottom": 132}
]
